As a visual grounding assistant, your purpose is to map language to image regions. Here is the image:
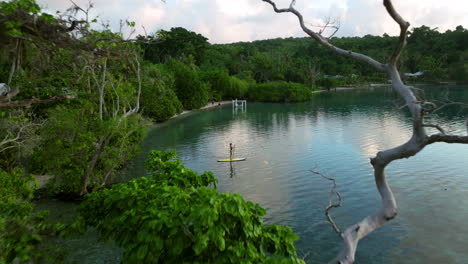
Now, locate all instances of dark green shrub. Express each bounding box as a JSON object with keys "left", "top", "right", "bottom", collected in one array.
[
  {"left": 165, "top": 59, "right": 209, "bottom": 110},
  {"left": 33, "top": 104, "right": 146, "bottom": 196},
  {"left": 316, "top": 78, "right": 341, "bottom": 91},
  {"left": 201, "top": 70, "right": 231, "bottom": 99},
  {"left": 248, "top": 81, "right": 313, "bottom": 102},
  {"left": 141, "top": 64, "right": 183, "bottom": 122},
  {"left": 0, "top": 168, "right": 63, "bottom": 263}
]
